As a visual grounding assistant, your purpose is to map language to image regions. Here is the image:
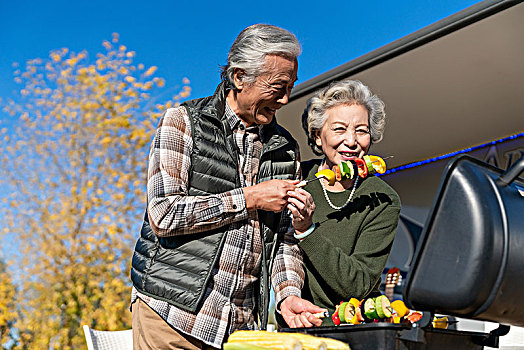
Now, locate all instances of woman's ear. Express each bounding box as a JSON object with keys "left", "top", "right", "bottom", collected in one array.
[
  {"left": 232, "top": 68, "right": 245, "bottom": 90},
  {"left": 314, "top": 130, "right": 322, "bottom": 148}
]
